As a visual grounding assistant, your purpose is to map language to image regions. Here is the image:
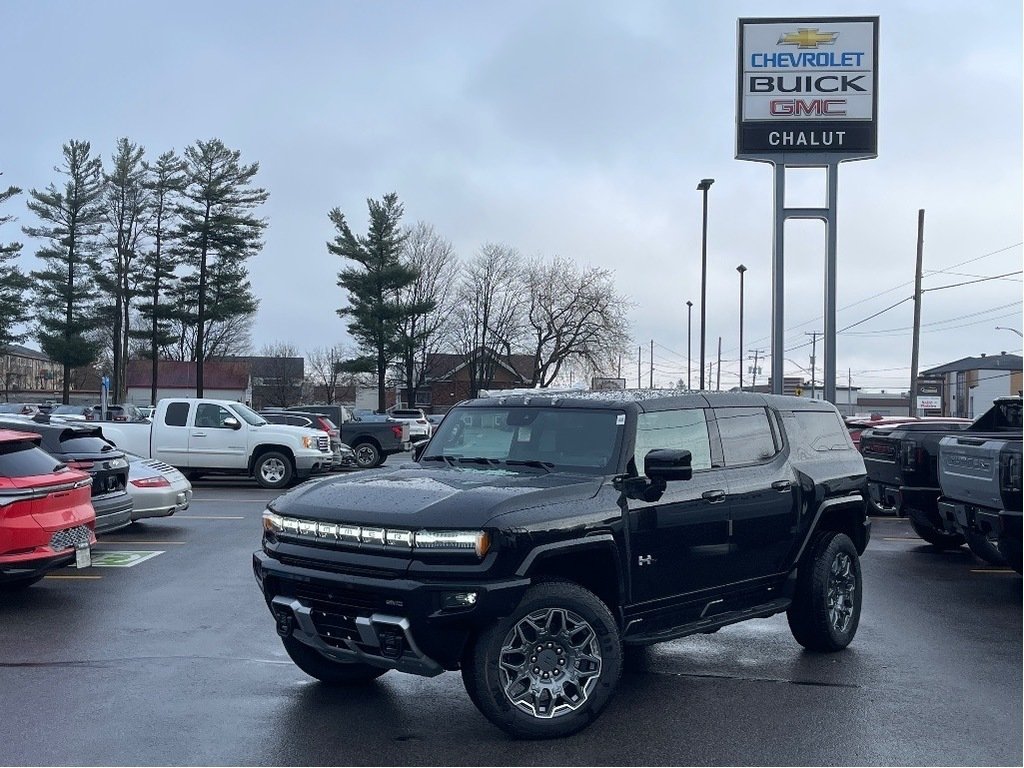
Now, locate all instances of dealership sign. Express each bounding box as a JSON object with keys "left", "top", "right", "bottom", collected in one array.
[{"left": 737, "top": 17, "right": 879, "bottom": 158}]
